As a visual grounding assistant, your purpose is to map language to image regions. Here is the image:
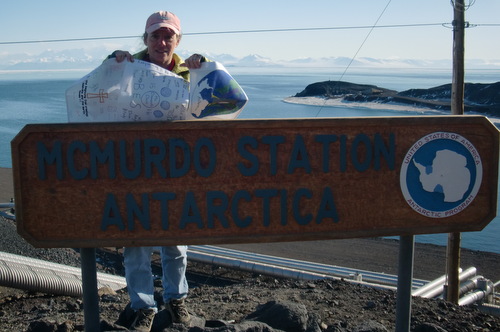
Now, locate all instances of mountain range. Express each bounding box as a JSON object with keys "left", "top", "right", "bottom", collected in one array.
[{"left": 1, "top": 46, "right": 499, "bottom": 71}]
